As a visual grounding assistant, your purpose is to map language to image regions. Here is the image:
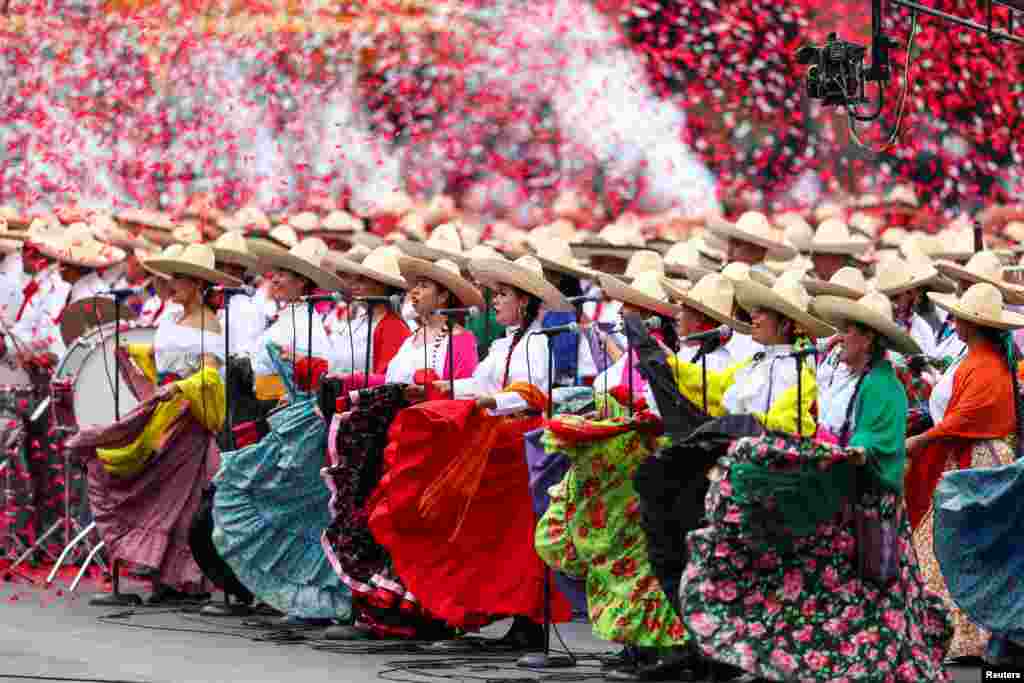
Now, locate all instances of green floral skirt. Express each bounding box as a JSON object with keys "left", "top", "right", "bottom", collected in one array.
[{"left": 679, "top": 434, "right": 952, "bottom": 681}]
